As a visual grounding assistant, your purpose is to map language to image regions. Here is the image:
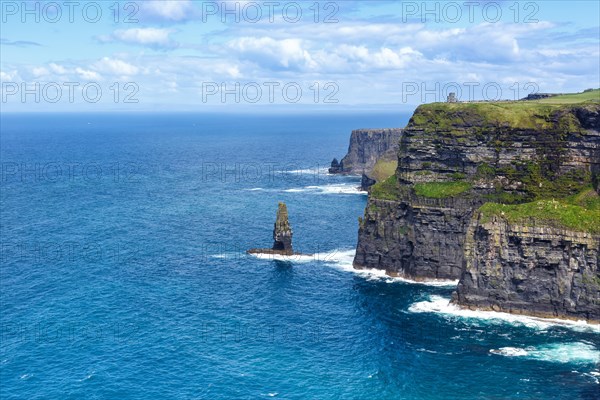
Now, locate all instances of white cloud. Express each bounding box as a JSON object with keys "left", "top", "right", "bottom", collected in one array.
[
  {"left": 227, "top": 66, "right": 241, "bottom": 78},
  {"left": 228, "top": 37, "right": 316, "bottom": 70},
  {"left": 0, "top": 70, "right": 20, "bottom": 81},
  {"left": 32, "top": 67, "right": 49, "bottom": 77},
  {"left": 166, "top": 81, "right": 178, "bottom": 92},
  {"left": 140, "top": 0, "right": 194, "bottom": 22},
  {"left": 75, "top": 67, "right": 101, "bottom": 80},
  {"left": 93, "top": 57, "right": 139, "bottom": 76},
  {"left": 110, "top": 28, "right": 177, "bottom": 48},
  {"left": 49, "top": 63, "right": 67, "bottom": 74}
]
